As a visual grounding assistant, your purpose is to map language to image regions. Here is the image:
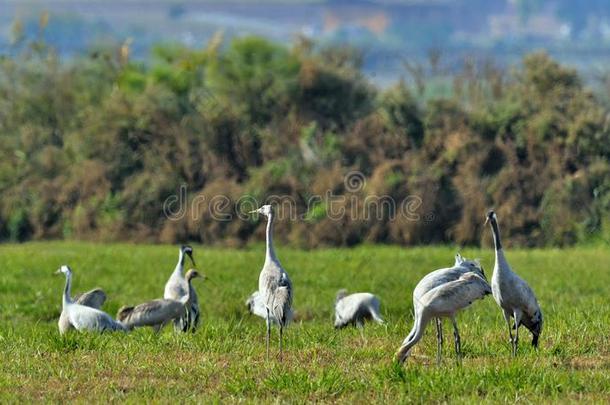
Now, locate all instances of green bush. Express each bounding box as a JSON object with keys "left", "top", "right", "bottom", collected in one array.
[{"left": 0, "top": 33, "right": 608, "bottom": 248}]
